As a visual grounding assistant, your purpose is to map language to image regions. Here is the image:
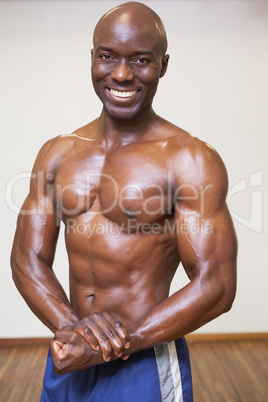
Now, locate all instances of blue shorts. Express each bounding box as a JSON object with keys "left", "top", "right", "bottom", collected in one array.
[{"left": 41, "top": 337, "right": 193, "bottom": 401}]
